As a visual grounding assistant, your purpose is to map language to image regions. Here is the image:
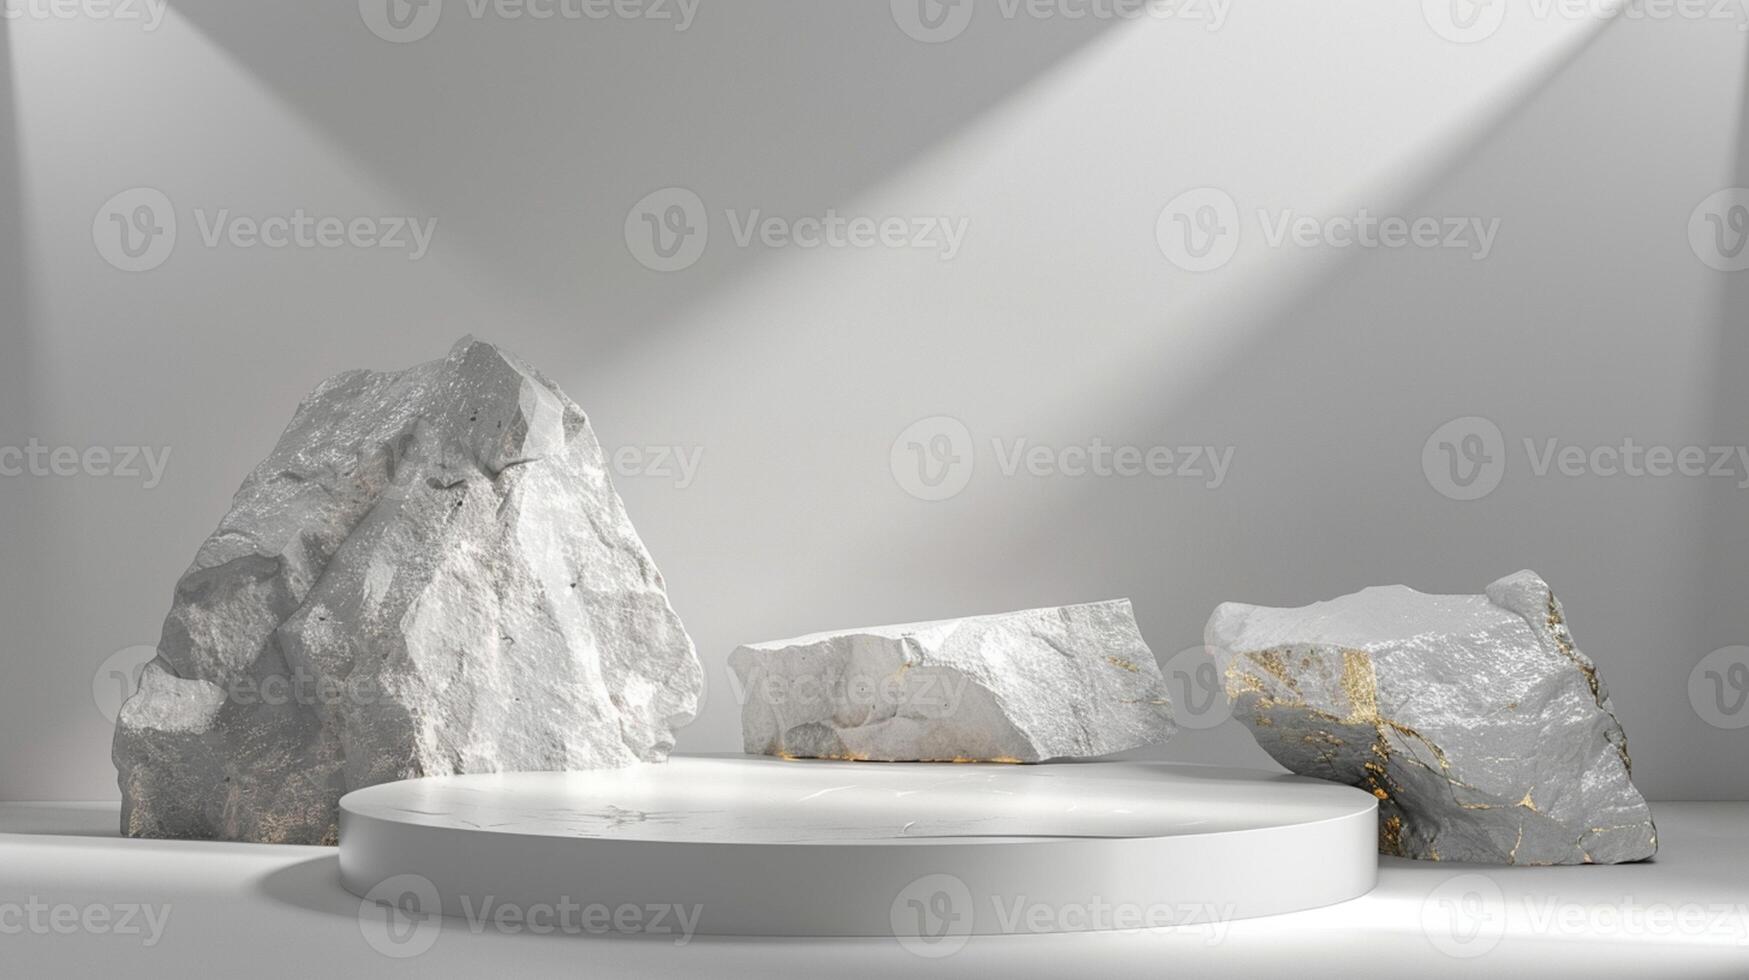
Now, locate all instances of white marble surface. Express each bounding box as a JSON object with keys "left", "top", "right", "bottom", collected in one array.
[
  {"left": 338, "top": 755, "right": 1375, "bottom": 842},
  {"left": 1, "top": 800, "right": 1745, "bottom": 977},
  {"left": 336, "top": 757, "right": 1380, "bottom": 935}
]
